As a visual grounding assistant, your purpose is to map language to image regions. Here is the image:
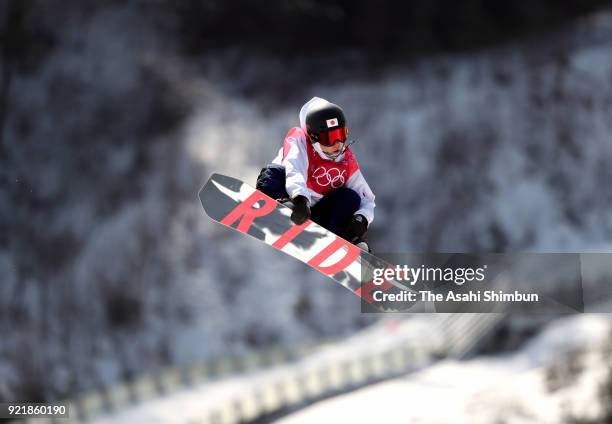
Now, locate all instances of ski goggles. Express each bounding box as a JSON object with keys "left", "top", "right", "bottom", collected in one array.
[{"left": 310, "top": 127, "right": 348, "bottom": 147}]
